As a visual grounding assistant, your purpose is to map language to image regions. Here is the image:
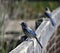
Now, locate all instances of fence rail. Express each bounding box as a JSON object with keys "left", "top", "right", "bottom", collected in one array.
[{"left": 10, "top": 7, "right": 60, "bottom": 53}]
